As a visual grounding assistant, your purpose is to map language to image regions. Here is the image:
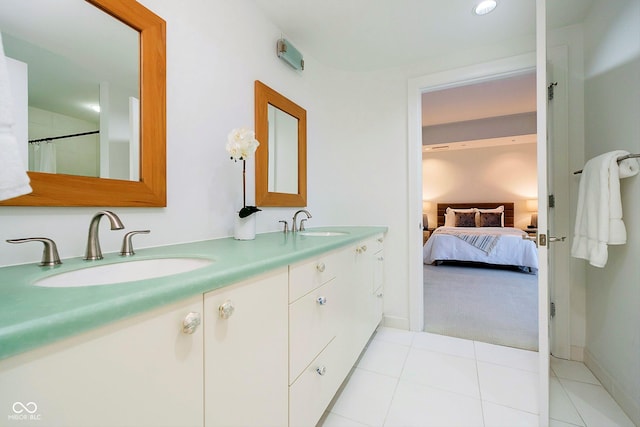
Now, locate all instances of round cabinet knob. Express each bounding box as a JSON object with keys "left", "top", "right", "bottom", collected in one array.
[
  {"left": 377, "top": 256, "right": 384, "bottom": 261},
  {"left": 316, "top": 262, "right": 326, "bottom": 273},
  {"left": 377, "top": 237, "right": 384, "bottom": 243},
  {"left": 219, "top": 300, "right": 235, "bottom": 319},
  {"left": 316, "top": 366, "right": 327, "bottom": 376},
  {"left": 376, "top": 292, "right": 384, "bottom": 298},
  {"left": 316, "top": 296, "right": 327, "bottom": 305},
  {"left": 356, "top": 245, "right": 368, "bottom": 254},
  {"left": 182, "top": 312, "right": 201, "bottom": 334}
]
